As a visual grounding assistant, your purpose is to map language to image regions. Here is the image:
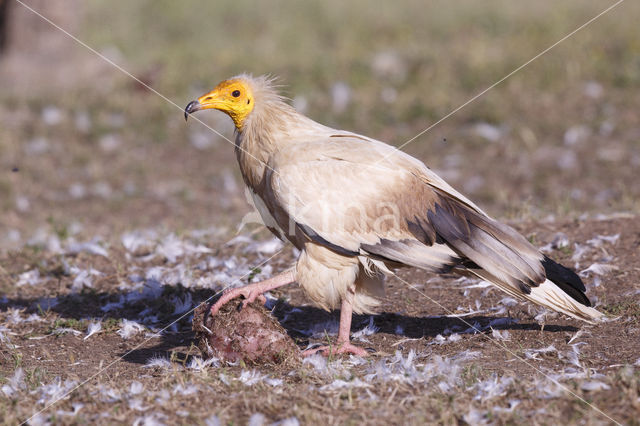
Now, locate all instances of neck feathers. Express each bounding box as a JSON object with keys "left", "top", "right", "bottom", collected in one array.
[{"left": 234, "top": 75, "right": 308, "bottom": 188}]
